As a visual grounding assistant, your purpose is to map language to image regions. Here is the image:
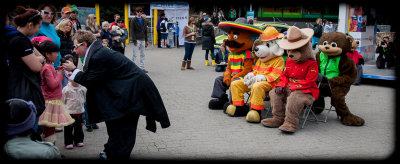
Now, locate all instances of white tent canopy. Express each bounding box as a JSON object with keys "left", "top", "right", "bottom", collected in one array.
[{"left": 150, "top": 1, "right": 189, "bottom": 46}]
